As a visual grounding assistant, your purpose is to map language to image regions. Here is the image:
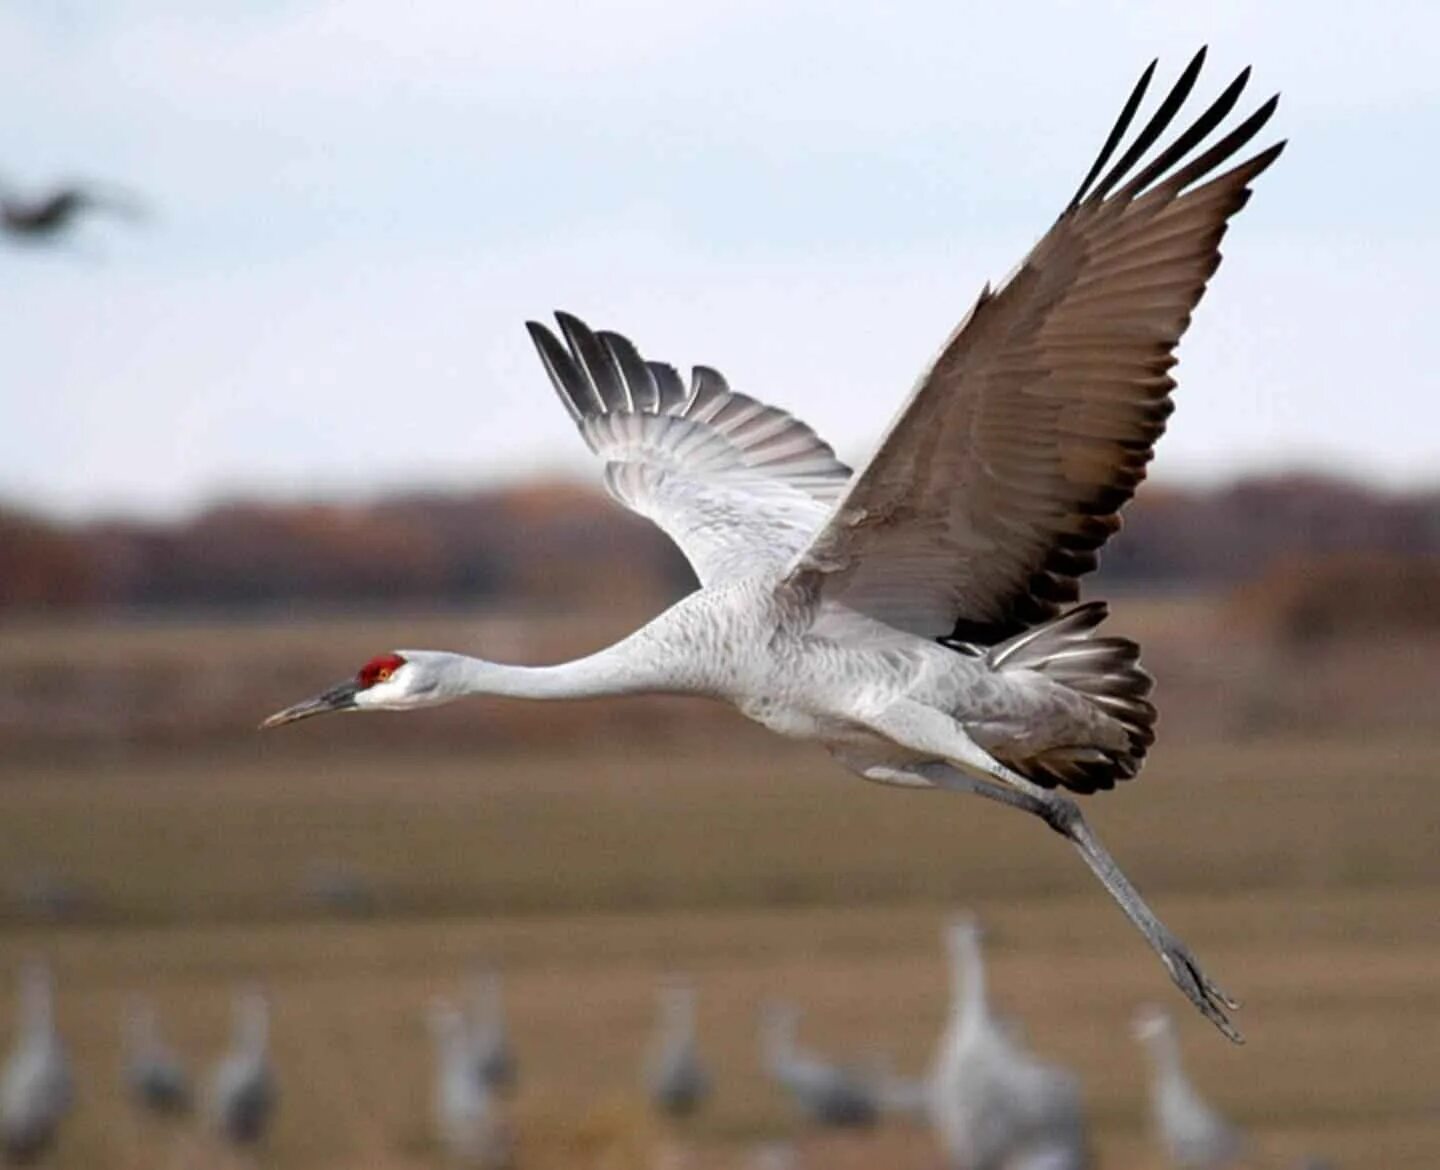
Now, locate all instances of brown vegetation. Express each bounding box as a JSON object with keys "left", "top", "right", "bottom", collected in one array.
[
  {"left": 1229, "top": 552, "right": 1440, "bottom": 648},
  {"left": 3, "top": 472, "right": 1437, "bottom": 615}
]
